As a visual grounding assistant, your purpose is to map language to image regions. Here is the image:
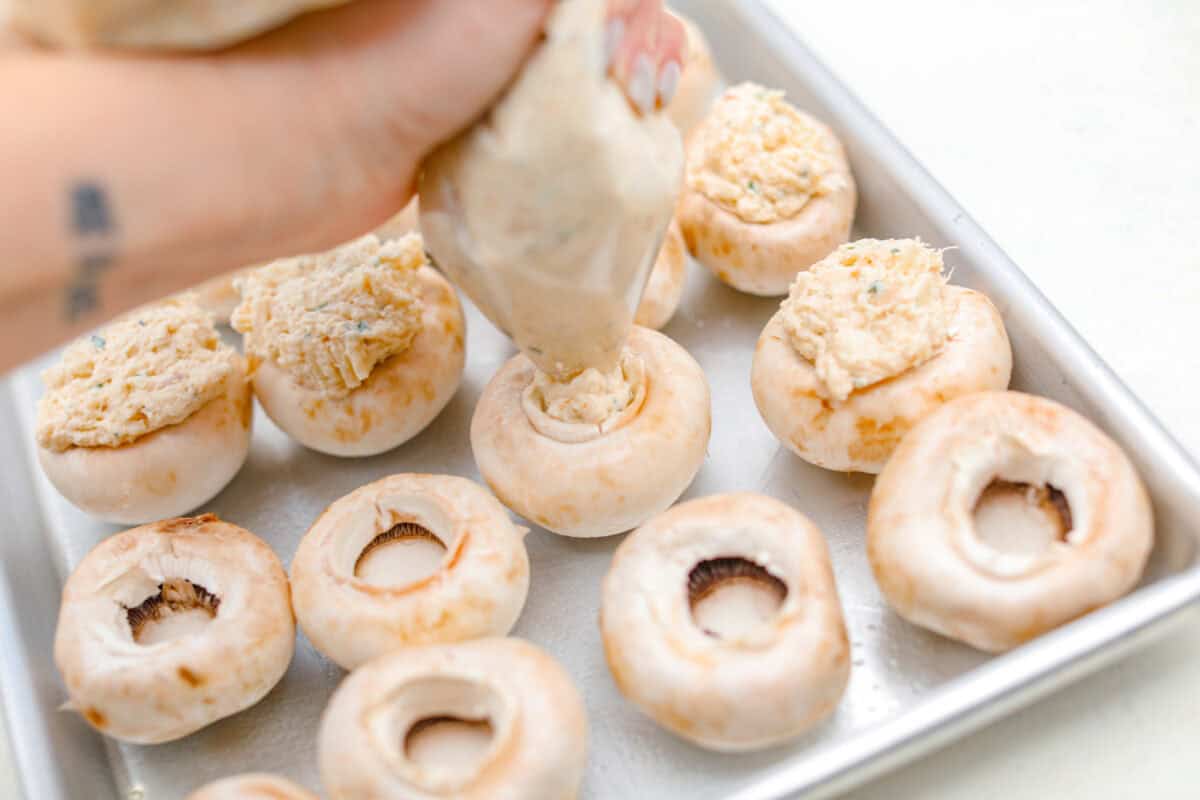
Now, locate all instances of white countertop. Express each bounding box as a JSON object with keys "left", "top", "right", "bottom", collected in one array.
[{"left": 2, "top": 1, "right": 1198, "bottom": 797}]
